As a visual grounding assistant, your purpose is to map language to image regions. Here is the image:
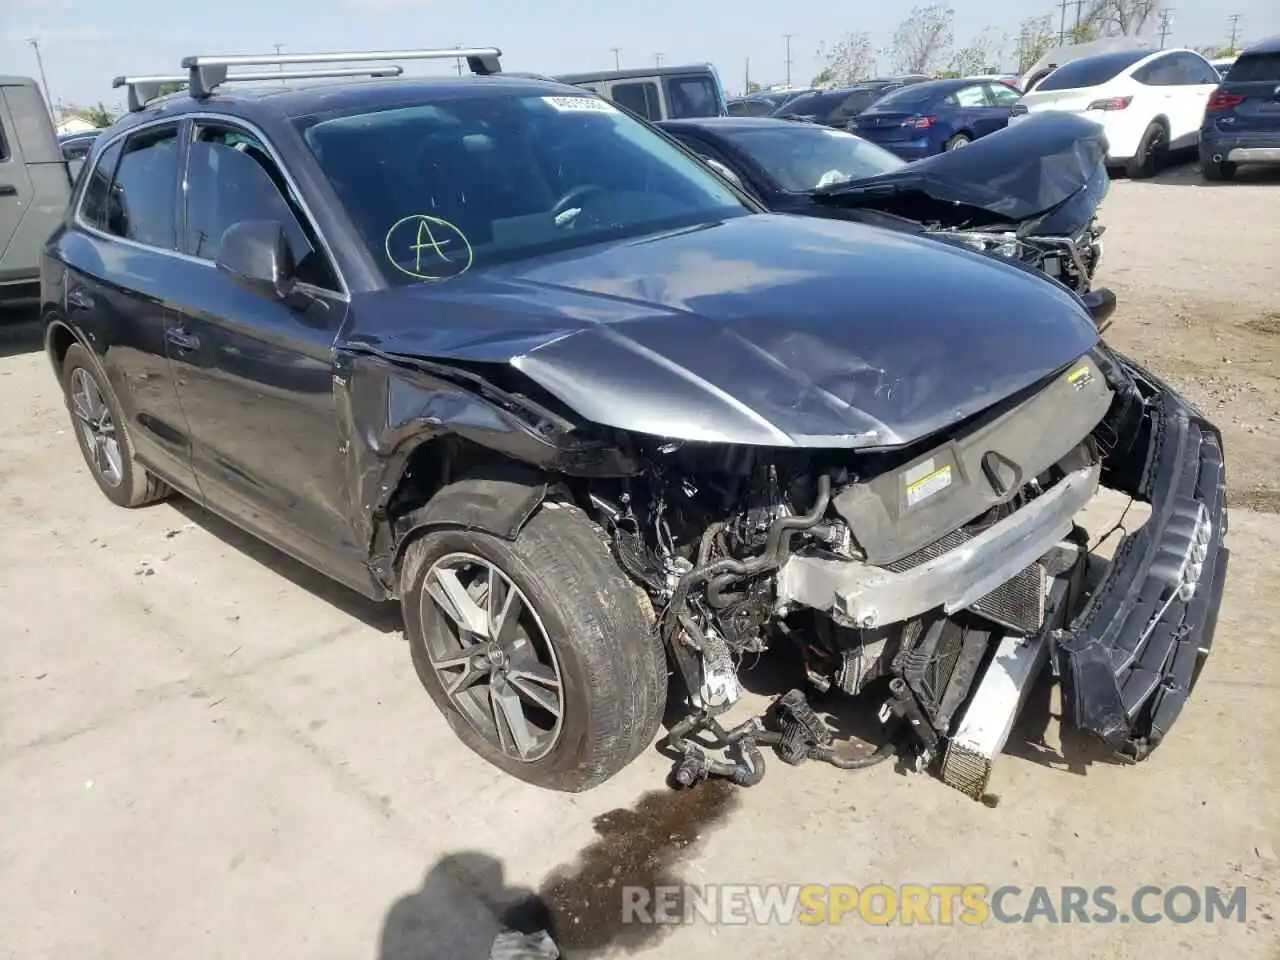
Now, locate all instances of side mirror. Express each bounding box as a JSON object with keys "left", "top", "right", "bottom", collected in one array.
[
  {"left": 1080, "top": 287, "right": 1118, "bottom": 329},
  {"left": 700, "top": 155, "right": 743, "bottom": 188},
  {"left": 216, "top": 220, "right": 296, "bottom": 300}
]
